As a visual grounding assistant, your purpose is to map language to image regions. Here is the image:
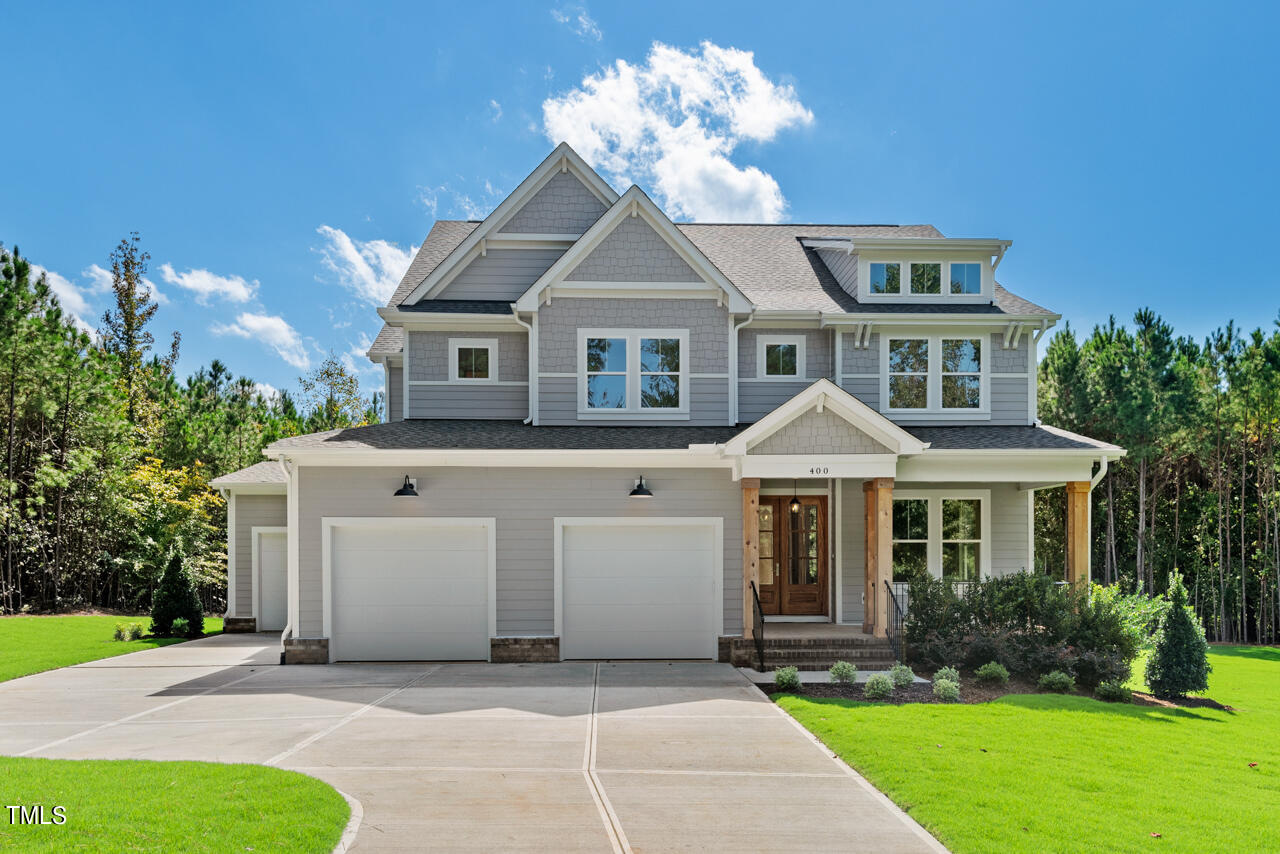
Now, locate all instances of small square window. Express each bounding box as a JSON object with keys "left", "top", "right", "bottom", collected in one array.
[
  {"left": 910, "top": 263, "right": 942, "bottom": 295},
  {"left": 449, "top": 338, "right": 497, "bottom": 383},
  {"left": 456, "top": 347, "right": 489, "bottom": 379},
  {"left": 869, "top": 262, "right": 901, "bottom": 295},
  {"left": 765, "top": 343, "right": 798, "bottom": 376},
  {"left": 950, "top": 263, "right": 981, "bottom": 295}
]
